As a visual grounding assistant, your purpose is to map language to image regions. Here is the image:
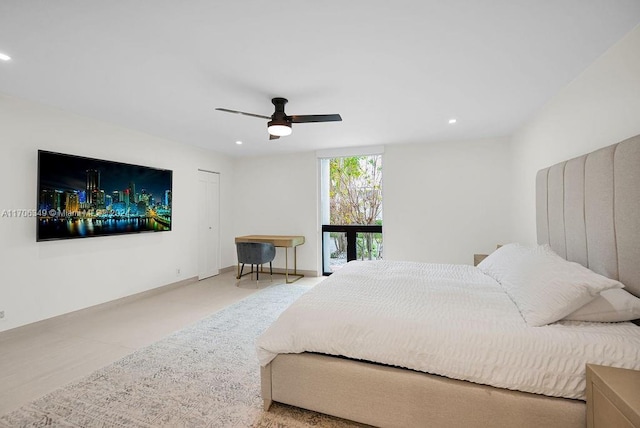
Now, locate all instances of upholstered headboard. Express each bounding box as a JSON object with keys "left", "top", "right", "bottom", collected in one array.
[{"left": 536, "top": 134, "right": 640, "bottom": 298}]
